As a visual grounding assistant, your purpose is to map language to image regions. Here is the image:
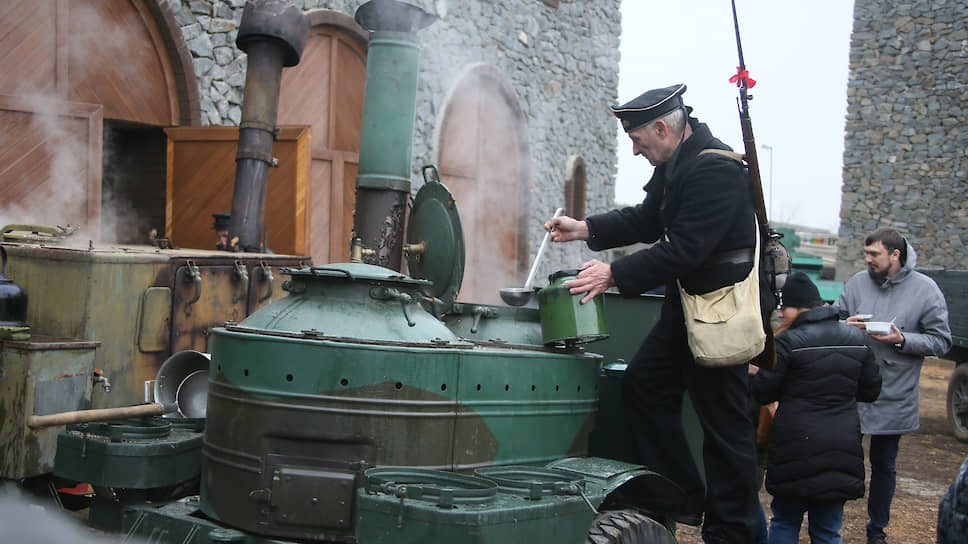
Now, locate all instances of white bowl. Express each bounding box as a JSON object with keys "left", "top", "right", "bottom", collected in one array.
[{"left": 866, "top": 321, "right": 892, "bottom": 335}]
